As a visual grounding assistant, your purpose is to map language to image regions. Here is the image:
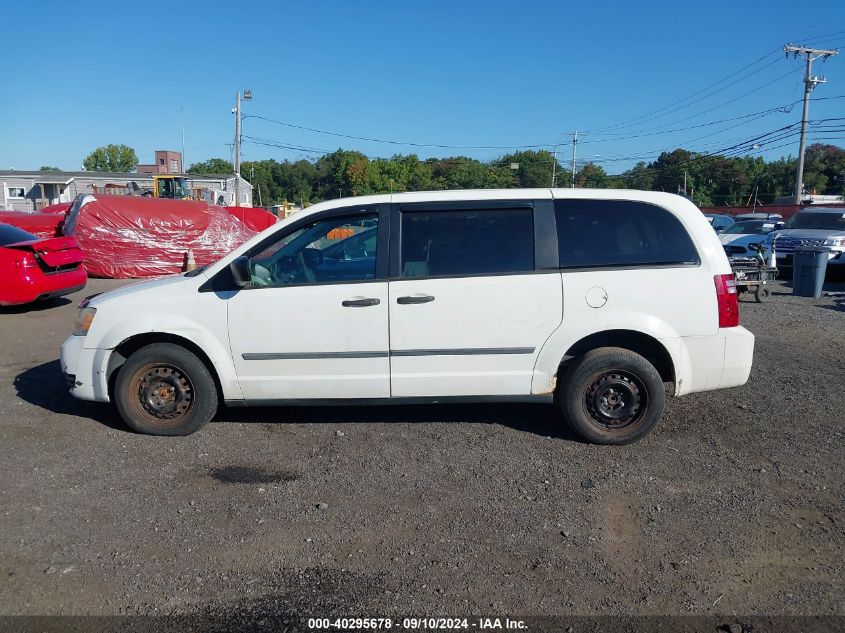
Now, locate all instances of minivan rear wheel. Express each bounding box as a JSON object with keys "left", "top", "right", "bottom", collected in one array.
[
  {"left": 114, "top": 343, "right": 217, "bottom": 436},
  {"left": 557, "top": 347, "right": 665, "bottom": 445}
]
